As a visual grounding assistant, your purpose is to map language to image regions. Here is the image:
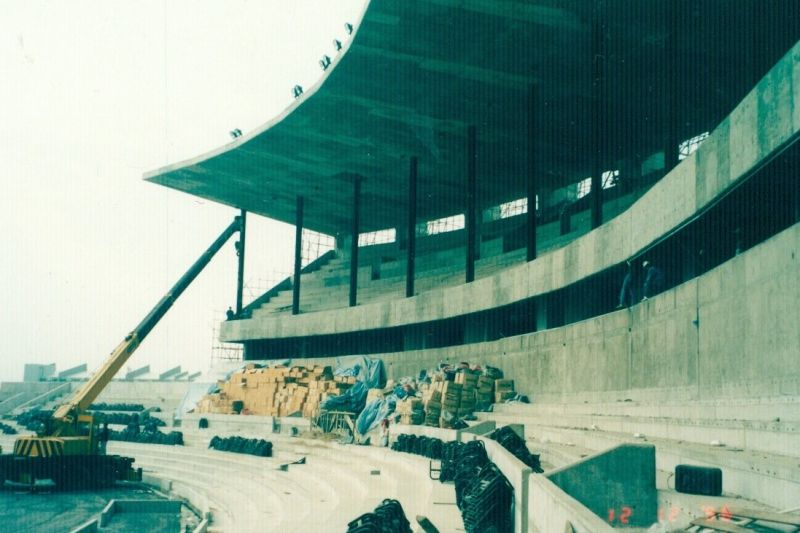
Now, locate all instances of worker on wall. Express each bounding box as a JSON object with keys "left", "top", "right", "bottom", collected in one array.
[{"left": 642, "top": 260, "right": 665, "bottom": 300}]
